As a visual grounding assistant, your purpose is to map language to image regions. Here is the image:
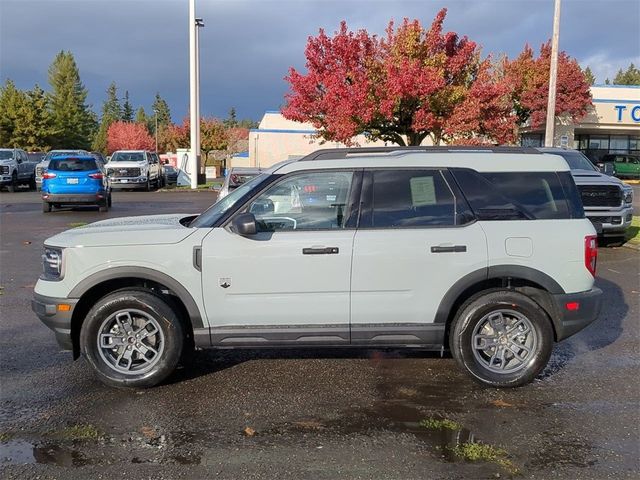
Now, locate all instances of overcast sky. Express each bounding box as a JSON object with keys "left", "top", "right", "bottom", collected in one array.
[{"left": 1, "top": 0, "right": 638, "bottom": 123}]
